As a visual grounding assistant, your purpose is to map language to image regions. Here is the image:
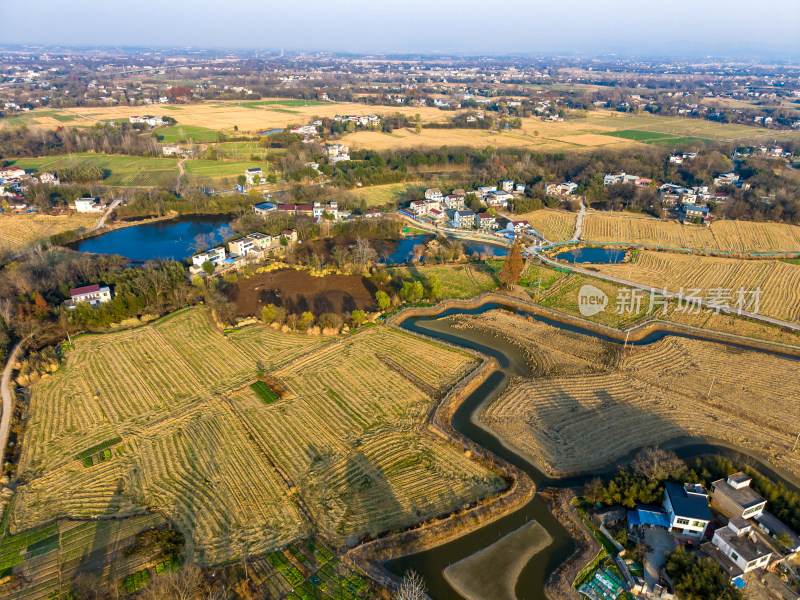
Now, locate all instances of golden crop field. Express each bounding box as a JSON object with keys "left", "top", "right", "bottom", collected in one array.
[
  {"left": 581, "top": 214, "right": 800, "bottom": 254},
  {"left": 469, "top": 310, "right": 800, "bottom": 478},
  {"left": 0, "top": 212, "right": 98, "bottom": 252},
  {"left": 7, "top": 100, "right": 455, "bottom": 134},
  {"left": 512, "top": 209, "right": 577, "bottom": 242},
  {"left": 344, "top": 181, "right": 422, "bottom": 207},
  {"left": 595, "top": 251, "right": 800, "bottom": 323},
  {"left": 13, "top": 308, "right": 500, "bottom": 565}
]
